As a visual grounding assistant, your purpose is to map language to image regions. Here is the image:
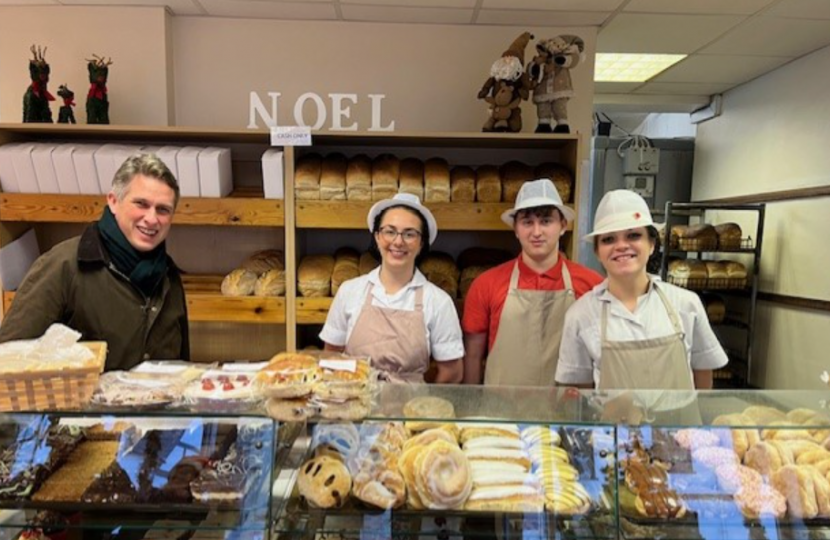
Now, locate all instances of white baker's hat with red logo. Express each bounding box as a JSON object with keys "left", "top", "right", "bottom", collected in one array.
[{"left": 583, "top": 189, "right": 654, "bottom": 242}]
